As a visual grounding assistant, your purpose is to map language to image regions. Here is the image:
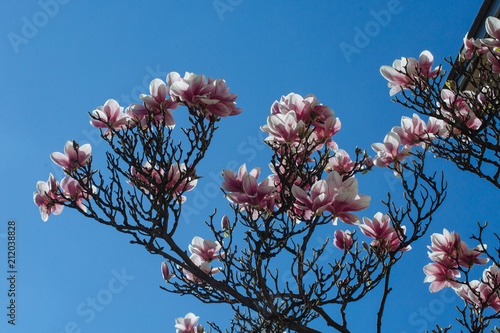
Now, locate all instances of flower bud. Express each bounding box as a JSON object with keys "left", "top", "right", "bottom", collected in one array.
[
  {"left": 221, "top": 215, "right": 230, "bottom": 232},
  {"left": 161, "top": 261, "right": 175, "bottom": 282},
  {"left": 334, "top": 230, "right": 353, "bottom": 250}
]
